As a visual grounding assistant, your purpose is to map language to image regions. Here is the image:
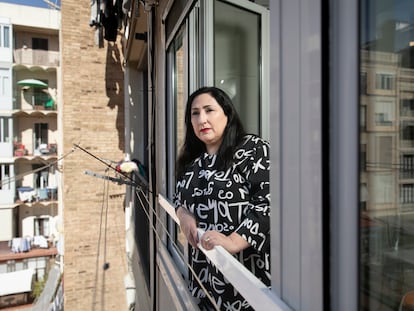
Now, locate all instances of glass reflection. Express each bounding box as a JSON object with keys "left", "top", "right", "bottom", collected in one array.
[{"left": 360, "top": 0, "right": 414, "bottom": 309}]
